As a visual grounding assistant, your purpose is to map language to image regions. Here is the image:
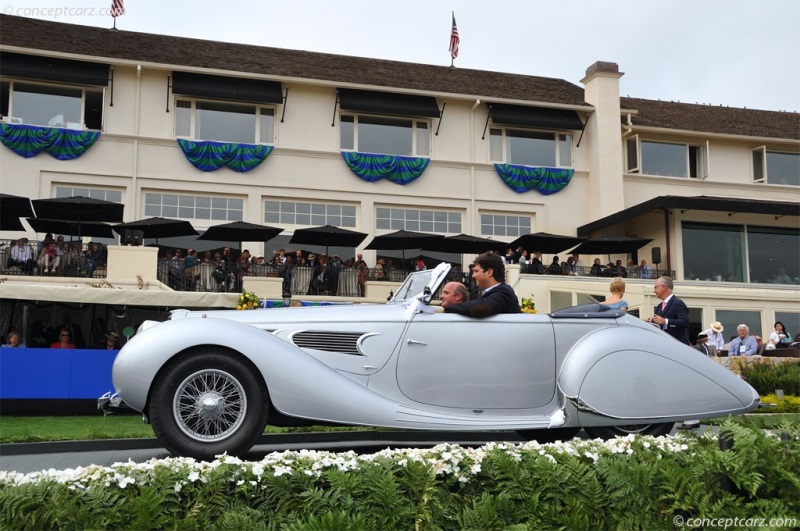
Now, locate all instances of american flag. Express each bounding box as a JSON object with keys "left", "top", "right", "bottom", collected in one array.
[
  {"left": 111, "top": 0, "right": 124, "bottom": 18},
  {"left": 449, "top": 13, "right": 459, "bottom": 60}
]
